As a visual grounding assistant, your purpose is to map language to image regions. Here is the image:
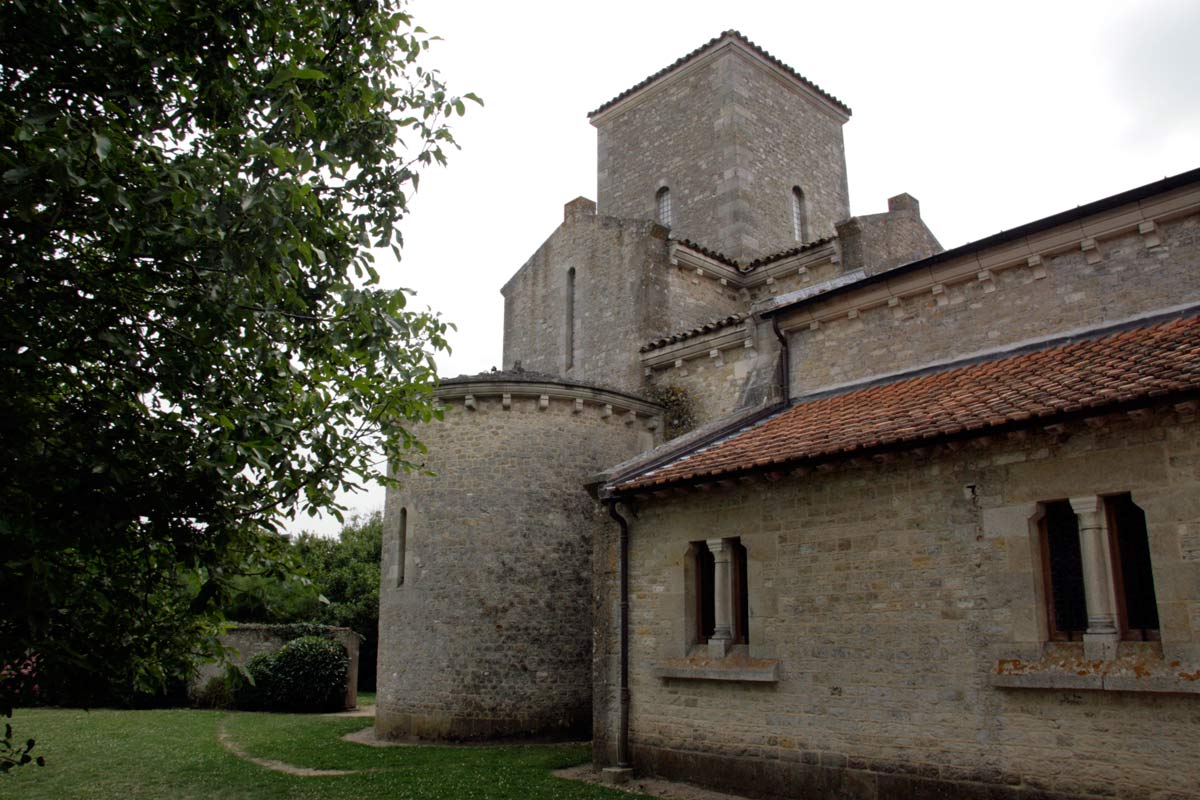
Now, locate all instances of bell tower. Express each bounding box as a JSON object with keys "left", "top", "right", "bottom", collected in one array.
[{"left": 589, "top": 31, "right": 852, "bottom": 264}]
